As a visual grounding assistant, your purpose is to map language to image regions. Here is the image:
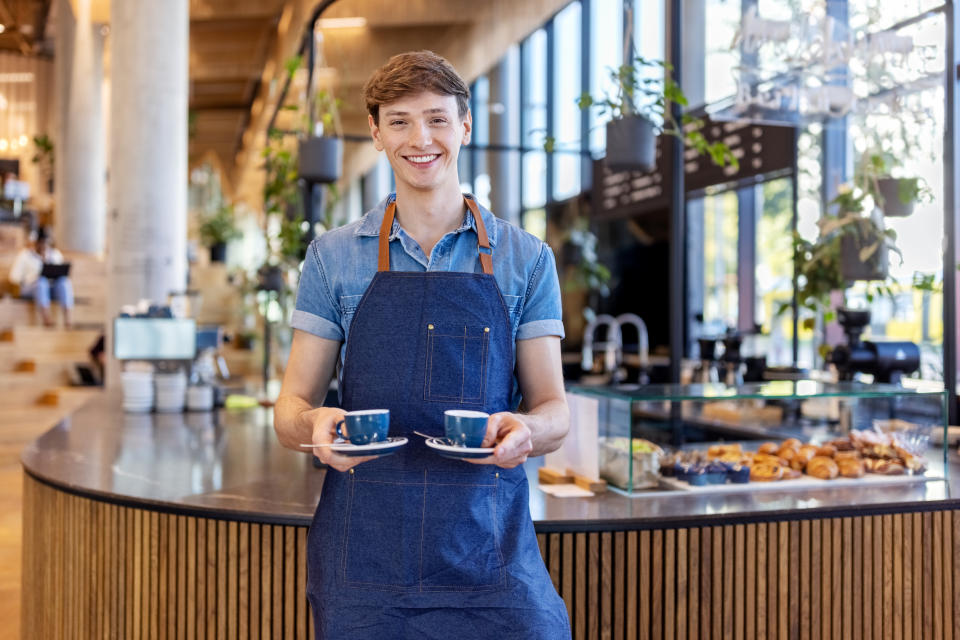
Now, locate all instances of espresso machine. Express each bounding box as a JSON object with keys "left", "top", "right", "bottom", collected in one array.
[{"left": 828, "top": 308, "right": 920, "bottom": 384}]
